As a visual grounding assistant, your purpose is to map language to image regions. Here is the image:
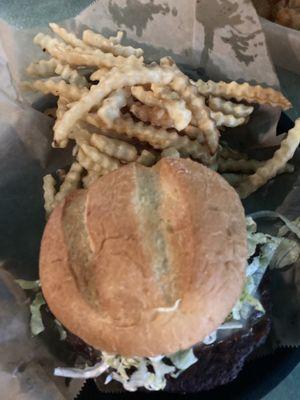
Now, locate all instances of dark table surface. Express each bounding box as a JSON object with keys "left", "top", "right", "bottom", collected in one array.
[{"left": 0, "top": 1, "right": 299, "bottom": 399}]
